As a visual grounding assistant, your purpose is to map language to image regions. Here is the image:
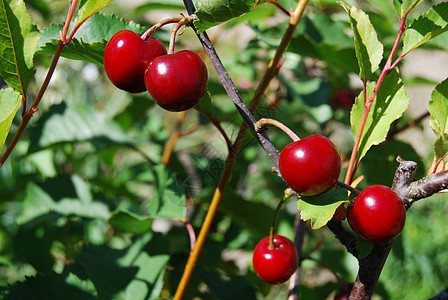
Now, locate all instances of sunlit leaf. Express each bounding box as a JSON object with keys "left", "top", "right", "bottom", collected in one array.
[
  {"left": 394, "top": 0, "right": 424, "bottom": 17},
  {"left": 108, "top": 210, "right": 153, "bottom": 233},
  {"left": 350, "top": 69, "right": 409, "bottom": 162},
  {"left": 0, "top": 88, "right": 20, "bottom": 154},
  {"left": 0, "top": 0, "right": 40, "bottom": 94},
  {"left": 148, "top": 165, "right": 186, "bottom": 221},
  {"left": 403, "top": 2, "right": 448, "bottom": 55},
  {"left": 76, "top": 0, "right": 114, "bottom": 26},
  {"left": 298, "top": 188, "right": 348, "bottom": 229},
  {"left": 341, "top": 3, "right": 384, "bottom": 82},
  {"left": 28, "top": 102, "right": 132, "bottom": 153},
  {"left": 429, "top": 78, "right": 448, "bottom": 160},
  {"left": 194, "top": 0, "right": 257, "bottom": 33},
  {"left": 37, "top": 13, "right": 145, "bottom": 64}
]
